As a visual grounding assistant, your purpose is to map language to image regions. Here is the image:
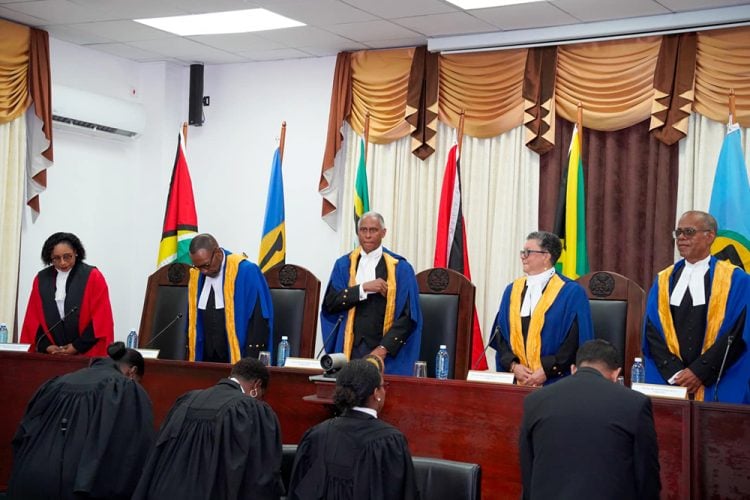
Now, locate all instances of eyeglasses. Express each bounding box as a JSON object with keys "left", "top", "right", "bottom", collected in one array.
[
  {"left": 672, "top": 228, "right": 712, "bottom": 239},
  {"left": 520, "top": 249, "right": 549, "bottom": 258},
  {"left": 51, "top": 253, "right": 76, "bottom": 263},
  {"left": 192, "top": 249, "right": 219, "bottom": 271}
]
